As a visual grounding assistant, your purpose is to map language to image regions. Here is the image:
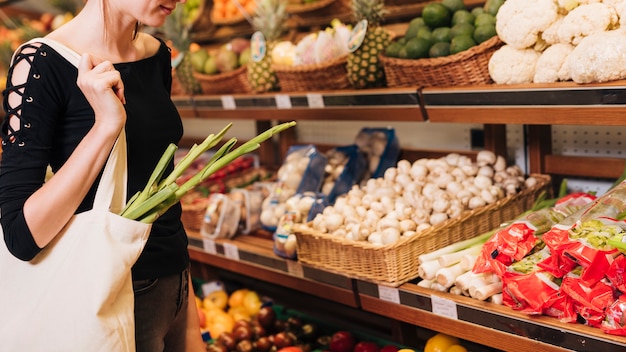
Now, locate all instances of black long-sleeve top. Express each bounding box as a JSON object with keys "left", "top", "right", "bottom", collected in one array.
[{"left": 0, "top": 38, "right": 189, "bottom": 281}]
